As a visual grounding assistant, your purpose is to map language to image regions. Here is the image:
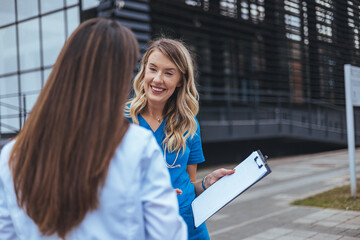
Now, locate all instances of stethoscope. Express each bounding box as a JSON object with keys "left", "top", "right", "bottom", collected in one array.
[{"left": 163, "top": 143, "right": 181, "bottom": 168}]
